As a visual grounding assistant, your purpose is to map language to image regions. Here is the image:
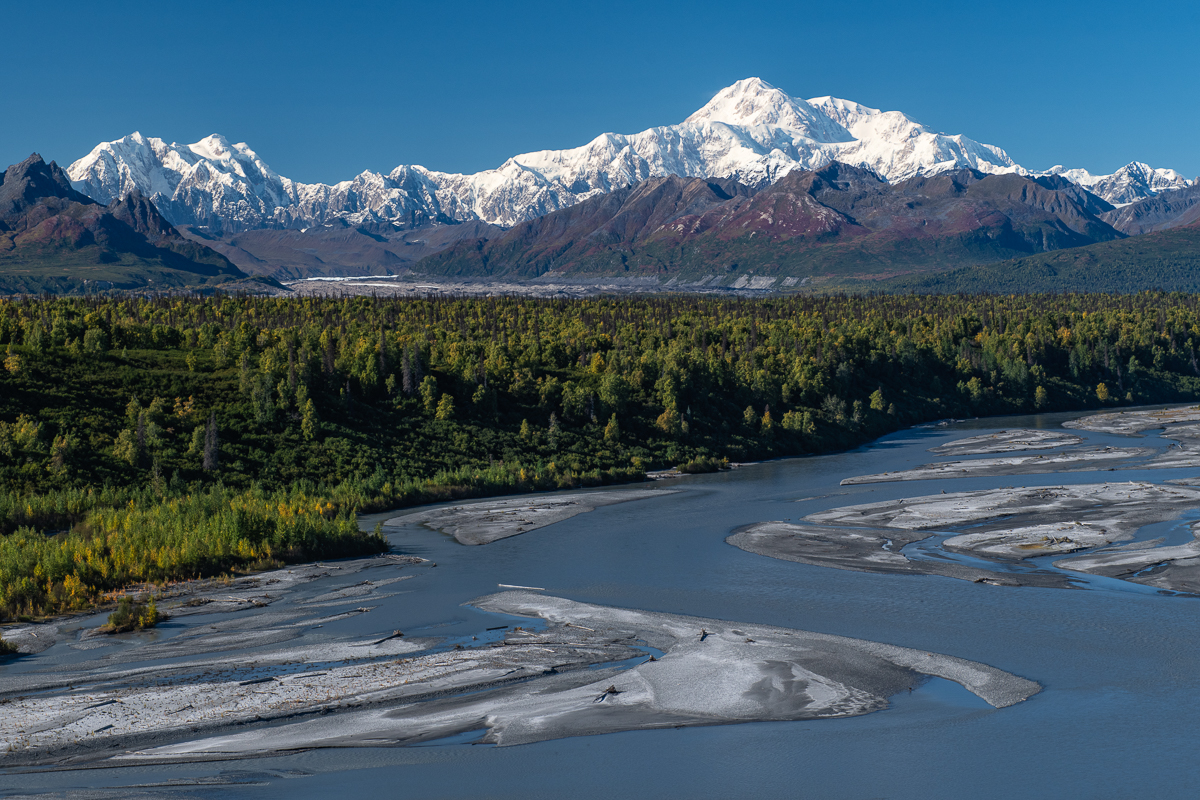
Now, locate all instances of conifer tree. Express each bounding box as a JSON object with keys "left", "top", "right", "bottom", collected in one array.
[
  {"left": 419, "top": 376, "right": 438, "bottom": 414},
  {"left": 301, "top": 399, "right": 318, "bottom": 441},
  {"left": 136, "top": 411, "right": 147, "bottom": 461},
  {"left": 604, "top": 414, "right": 620, "bottom": 444},
  {"left": 435, "top": 393, "right": 455, "bottom": 420},
  {"left": 202, "top": 412, "right": 219, "bottom": 472},
  {"left": 743, "top": 405, "right": 757, "bottom": 427},
  {"left": 379, "top": 329, "right": 388, "bottom": 375},
  {"left": 402, "top": 348, "right": 414, "bottom": 395}
]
